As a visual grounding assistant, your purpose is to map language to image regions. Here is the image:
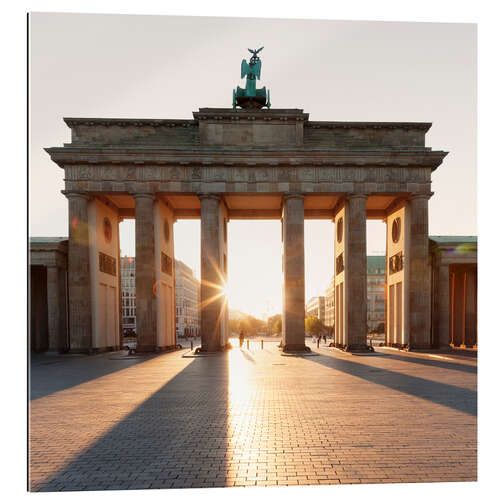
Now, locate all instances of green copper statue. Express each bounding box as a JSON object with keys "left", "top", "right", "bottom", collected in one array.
[{"left": 233, "top": 47, "right": 271, "bottom": 109}]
